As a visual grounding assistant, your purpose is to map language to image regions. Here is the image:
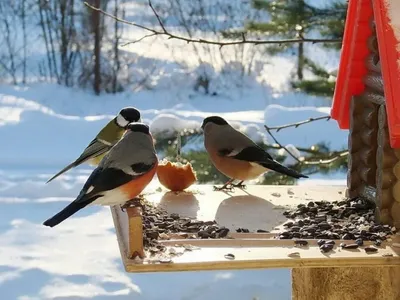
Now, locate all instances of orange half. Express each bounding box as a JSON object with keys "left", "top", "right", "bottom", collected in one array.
[{"left": 157, "top": 160, "right": 197, "bottom": 191}]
